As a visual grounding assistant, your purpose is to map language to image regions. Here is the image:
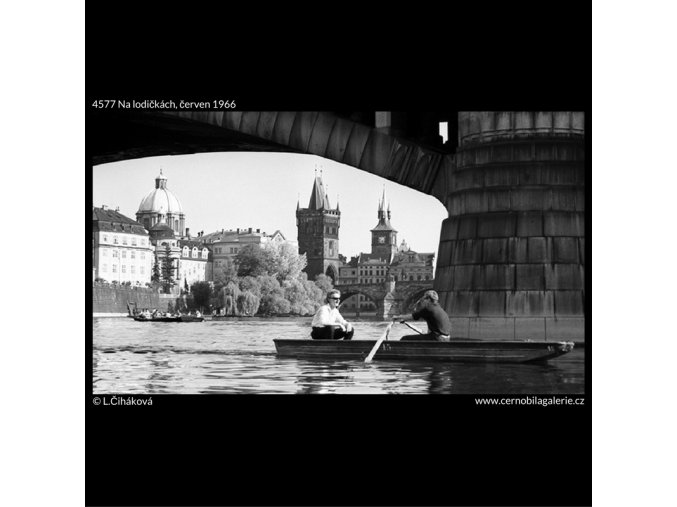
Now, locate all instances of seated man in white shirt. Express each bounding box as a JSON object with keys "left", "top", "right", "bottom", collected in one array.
[{"left": 310, "top": 289, "right": 354, "bottom": 340}]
